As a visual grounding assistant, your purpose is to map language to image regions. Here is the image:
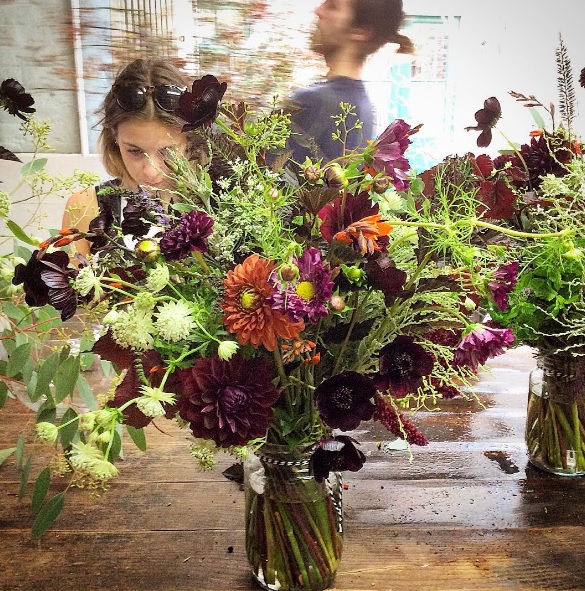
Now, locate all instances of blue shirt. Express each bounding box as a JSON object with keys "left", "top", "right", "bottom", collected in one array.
[{"left": 287, "top": 77, "right": 374, "bottom": 164}]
